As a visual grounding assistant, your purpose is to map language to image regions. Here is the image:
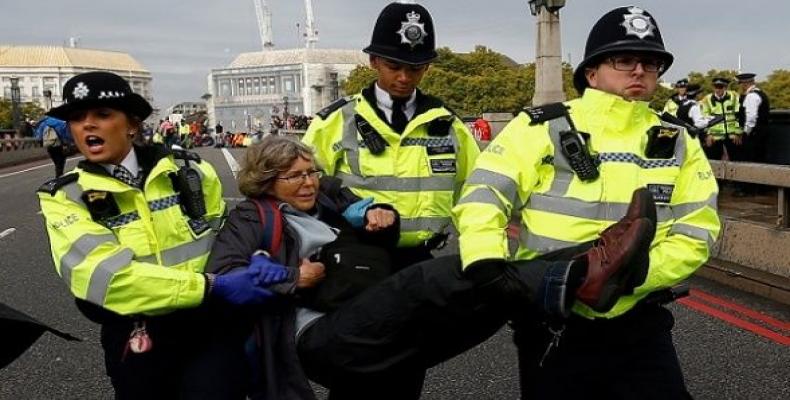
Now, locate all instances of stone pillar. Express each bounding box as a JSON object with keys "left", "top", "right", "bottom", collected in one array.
[{"left": 532, "top": 8, "right": 565, "bottom": 106}]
